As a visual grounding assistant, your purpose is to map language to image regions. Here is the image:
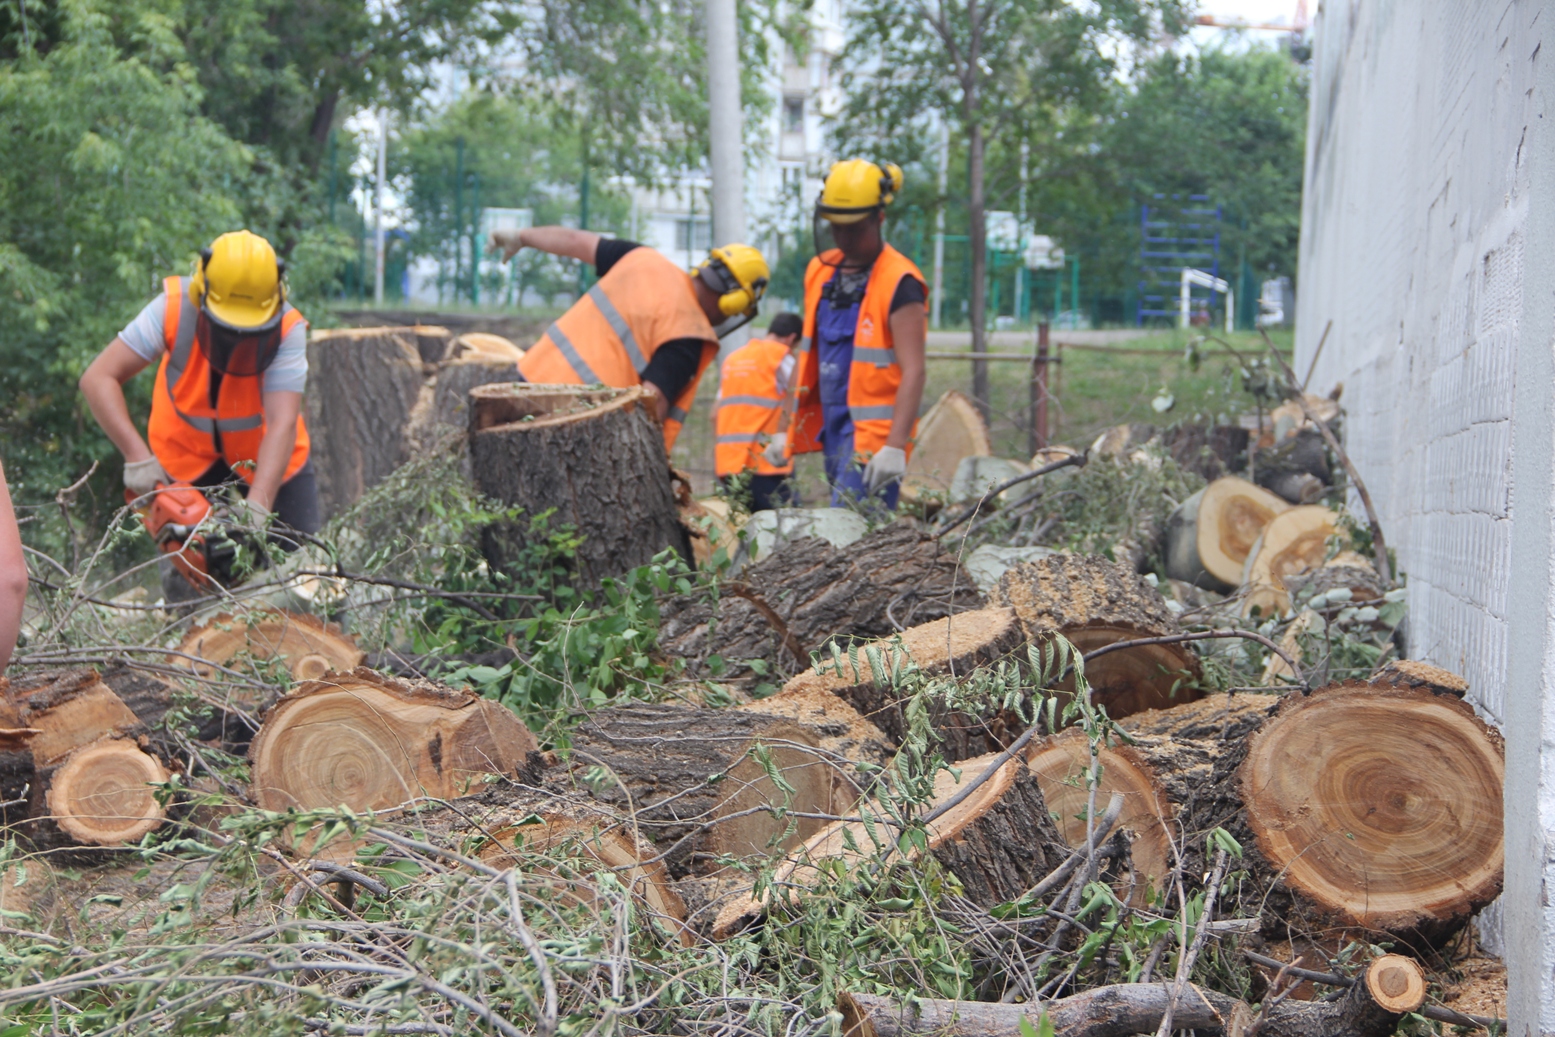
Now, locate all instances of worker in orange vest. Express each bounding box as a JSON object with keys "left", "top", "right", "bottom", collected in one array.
[
  {"left": 491, "top": 227, "right": 769, "bottom": 450},
  {"left": 714, "top": 312, "right": 803, "bottom": 511},
  {"left": 79, "top": 230, "right": 318, "bottom": 534},
  {"left": 768, "top": 160, "right": 928, "bottom": 510}
]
